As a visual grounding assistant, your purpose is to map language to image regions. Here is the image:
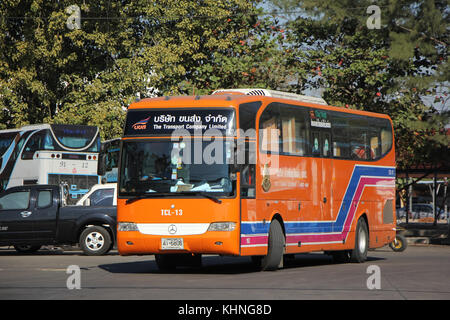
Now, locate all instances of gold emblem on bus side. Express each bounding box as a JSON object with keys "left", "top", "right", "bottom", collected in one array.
[{"left": 262, "top": 164, "right": 271, "bottom": 192}]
